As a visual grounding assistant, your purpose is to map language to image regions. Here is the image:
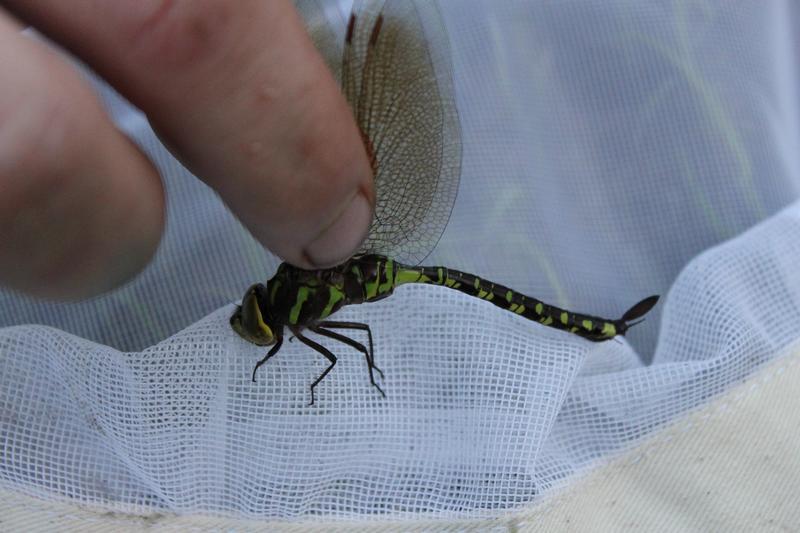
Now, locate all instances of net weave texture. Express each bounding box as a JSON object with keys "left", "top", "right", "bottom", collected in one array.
[{"left": 1, "top": 0, "right": 800, "bottom": 521}]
